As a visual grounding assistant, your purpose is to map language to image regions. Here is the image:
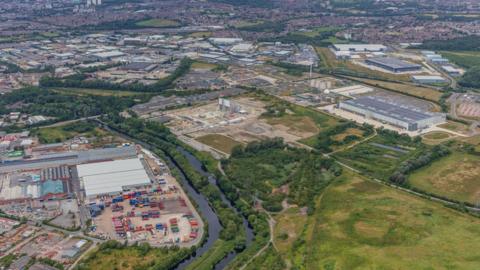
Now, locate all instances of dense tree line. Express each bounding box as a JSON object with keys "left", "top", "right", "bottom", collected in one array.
[
  {"left": 75, "top": 240, "right": 192, "bottom": 270},
  {"left": 376, "top": 128, "right": 422, "bottom": 145},
  {"left": 0, "top": 60, "right": 22, "bottom": 73},
  {"left": 414, "top": 36, "right": 480, "bottom": 51},
  {"left": 225, "top": 138, "right": 341, "bottom": 212},
  {"left": 268, "top": 61, "right": 310, "bottom": 76},
  {"left": 459, "top": 66, "right": 480, "bottom": 88},
  {"left": 40, "top": 58, "right": 193, "bottom": 93},
  {"left": 0, "top": 87, "right": 140, "bottom": 121},
  {"left": 390, "top": 145, "right": 451, "bottom": 185},
  {"left": 314, "top": 122, "right": 374, "bottom": 152},
  {"left": 261, "top": 29, "right": 340, "bottom": 46}
]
